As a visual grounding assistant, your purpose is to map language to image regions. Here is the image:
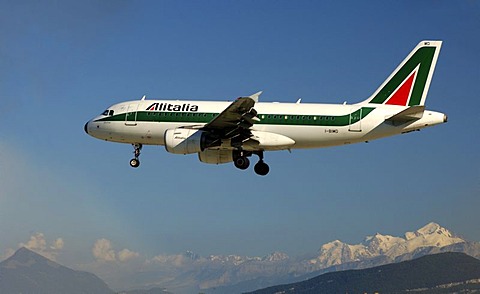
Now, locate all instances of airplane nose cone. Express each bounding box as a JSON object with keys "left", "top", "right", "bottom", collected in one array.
[{"left": 84, "top": 122, "right": 90, "bottom": 134}]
